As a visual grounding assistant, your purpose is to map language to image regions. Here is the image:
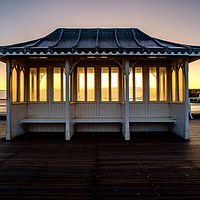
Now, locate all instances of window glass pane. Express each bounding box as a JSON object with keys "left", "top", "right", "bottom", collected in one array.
[
  {"left": 172, "top": 69, "right": 176, "bottom": 101},
  {"left": 111, "top": 67, "right": 119, "bottom": 101},
  {"left": 129, "top": 68, "right": 133, "bottom": 101},
  {"left": 159, "top": 67, "right": 167, "bottom": 101},
  {"left": 135, "top": 67, "right": 143, "bottom": 101},
  {"left": 101, "top": 67, "right": 109, "bottom": 101},
  {"left": 29, "top": 68, "right": 37, "bottom": 101},
  {"left": 20, "top": 70, "right": 24, "bottom": 102},
  {"left": 39, "top": 68, "right": 47, "bottom": 101},
  {"left": 179, "top": 67, "right": 183, "bottom": 102},
  {"left": 87, "top": 67, "right": 95, "bottom": 101},
  {"left": 12, "top": 68, "right": 17, "bottom": 102},
  {"left": 77, "top": 67, "right": 85, "bottom": 101},
  {"left": 53, "top": 67, "right": 61, "bottom": 101},
  {"left": 149, "top": 67, "right": 157, "bottom": 101}
]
